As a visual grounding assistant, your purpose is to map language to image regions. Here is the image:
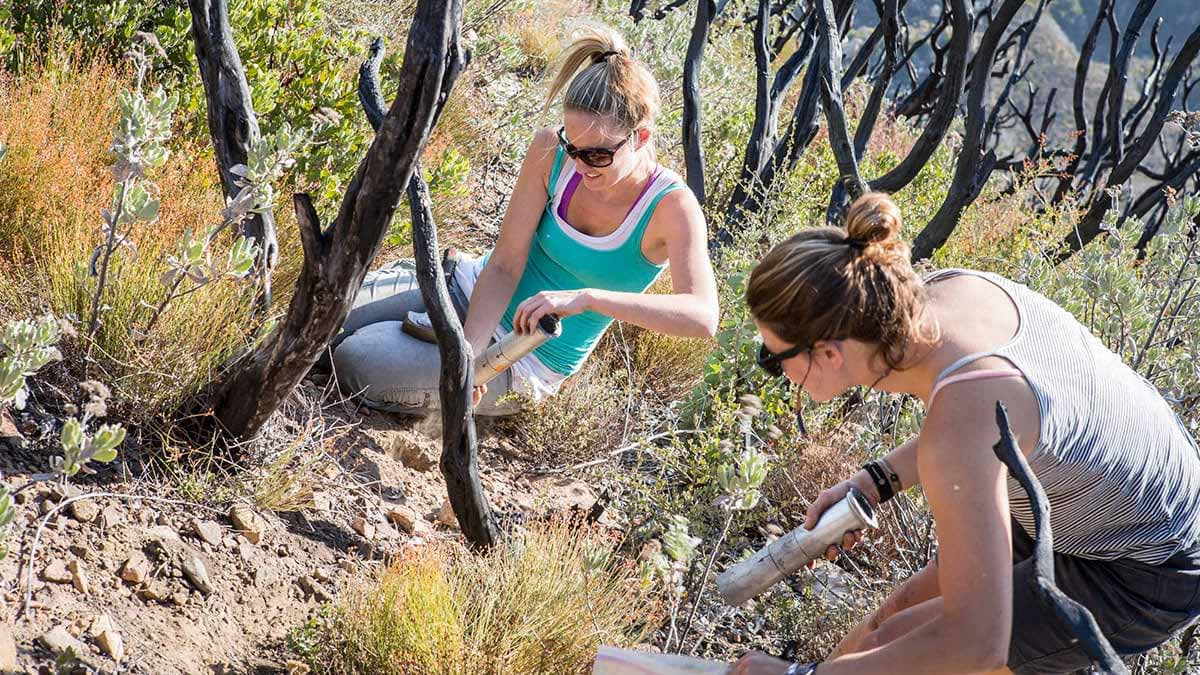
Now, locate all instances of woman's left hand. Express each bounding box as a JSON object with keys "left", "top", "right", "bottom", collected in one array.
[
  {"left": 729, "top": 652, "right": 794, "bottom": 675},
  {"left": 512, "top": 289, "right": 591, "bottom": 333}
]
